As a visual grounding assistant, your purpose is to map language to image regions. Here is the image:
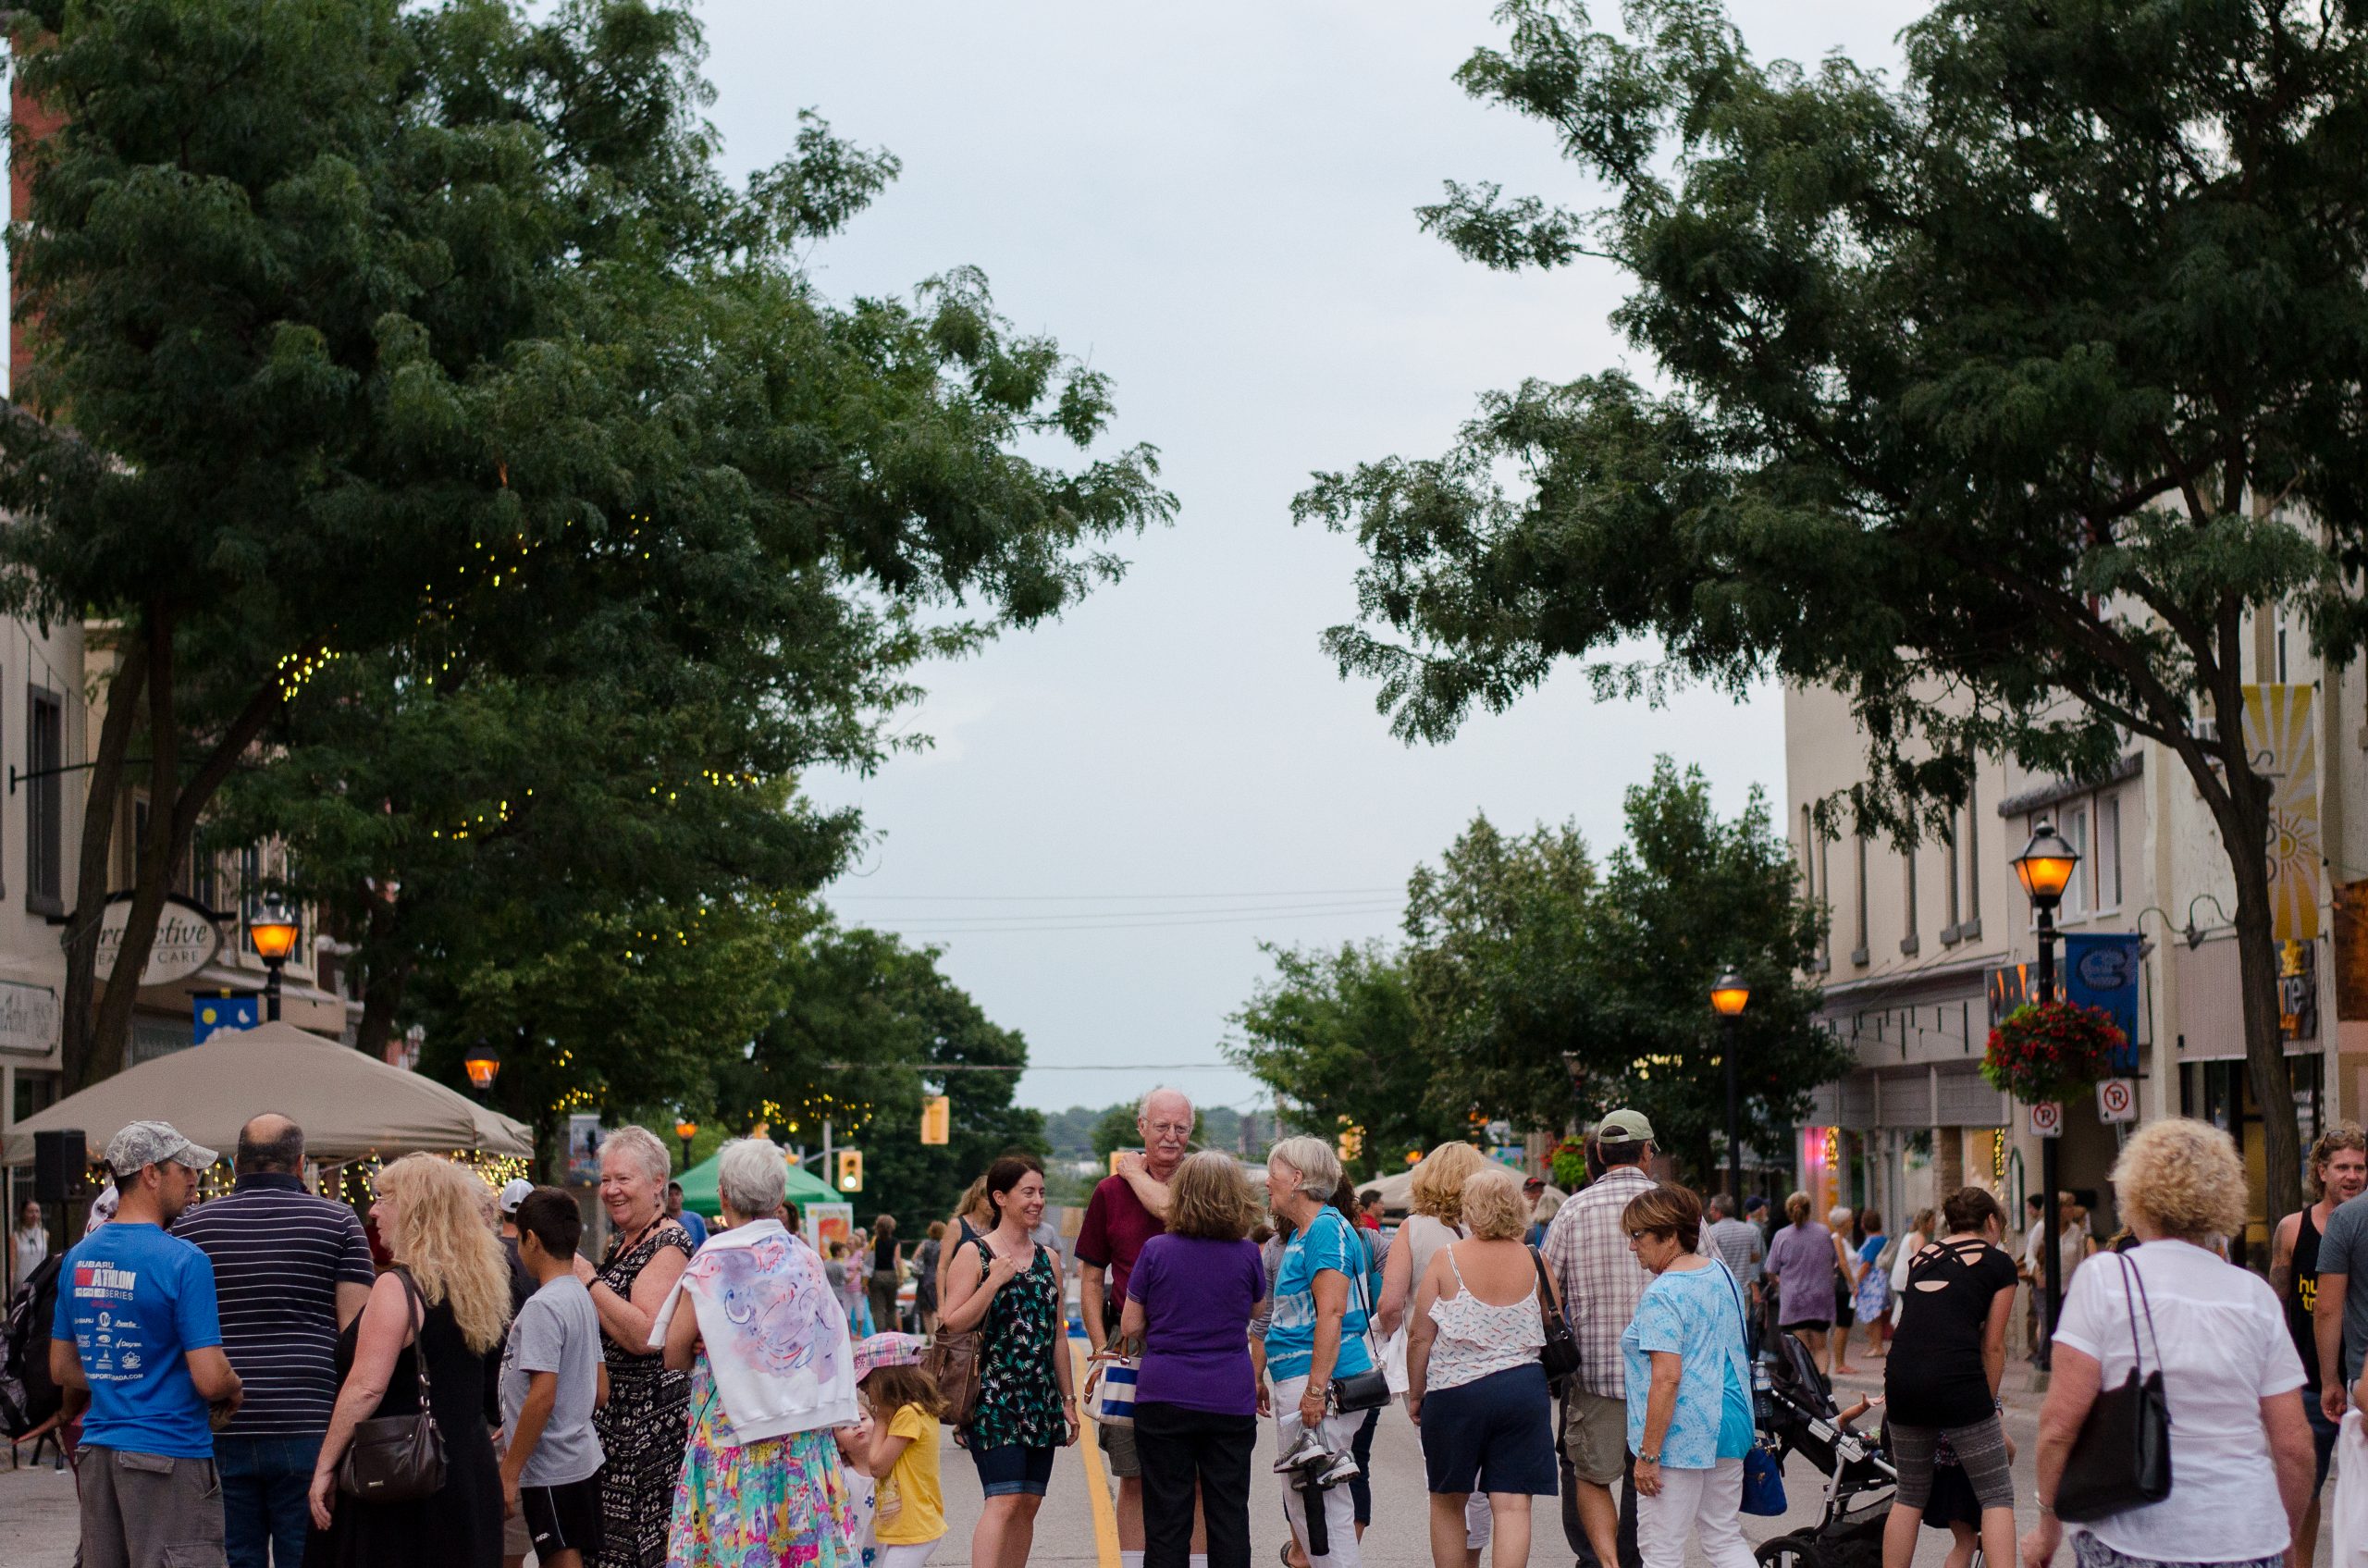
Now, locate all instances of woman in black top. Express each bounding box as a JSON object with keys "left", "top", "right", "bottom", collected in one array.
[{"left": 1880, "top": 1186, "right": 2019, "bottom": 1568}]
